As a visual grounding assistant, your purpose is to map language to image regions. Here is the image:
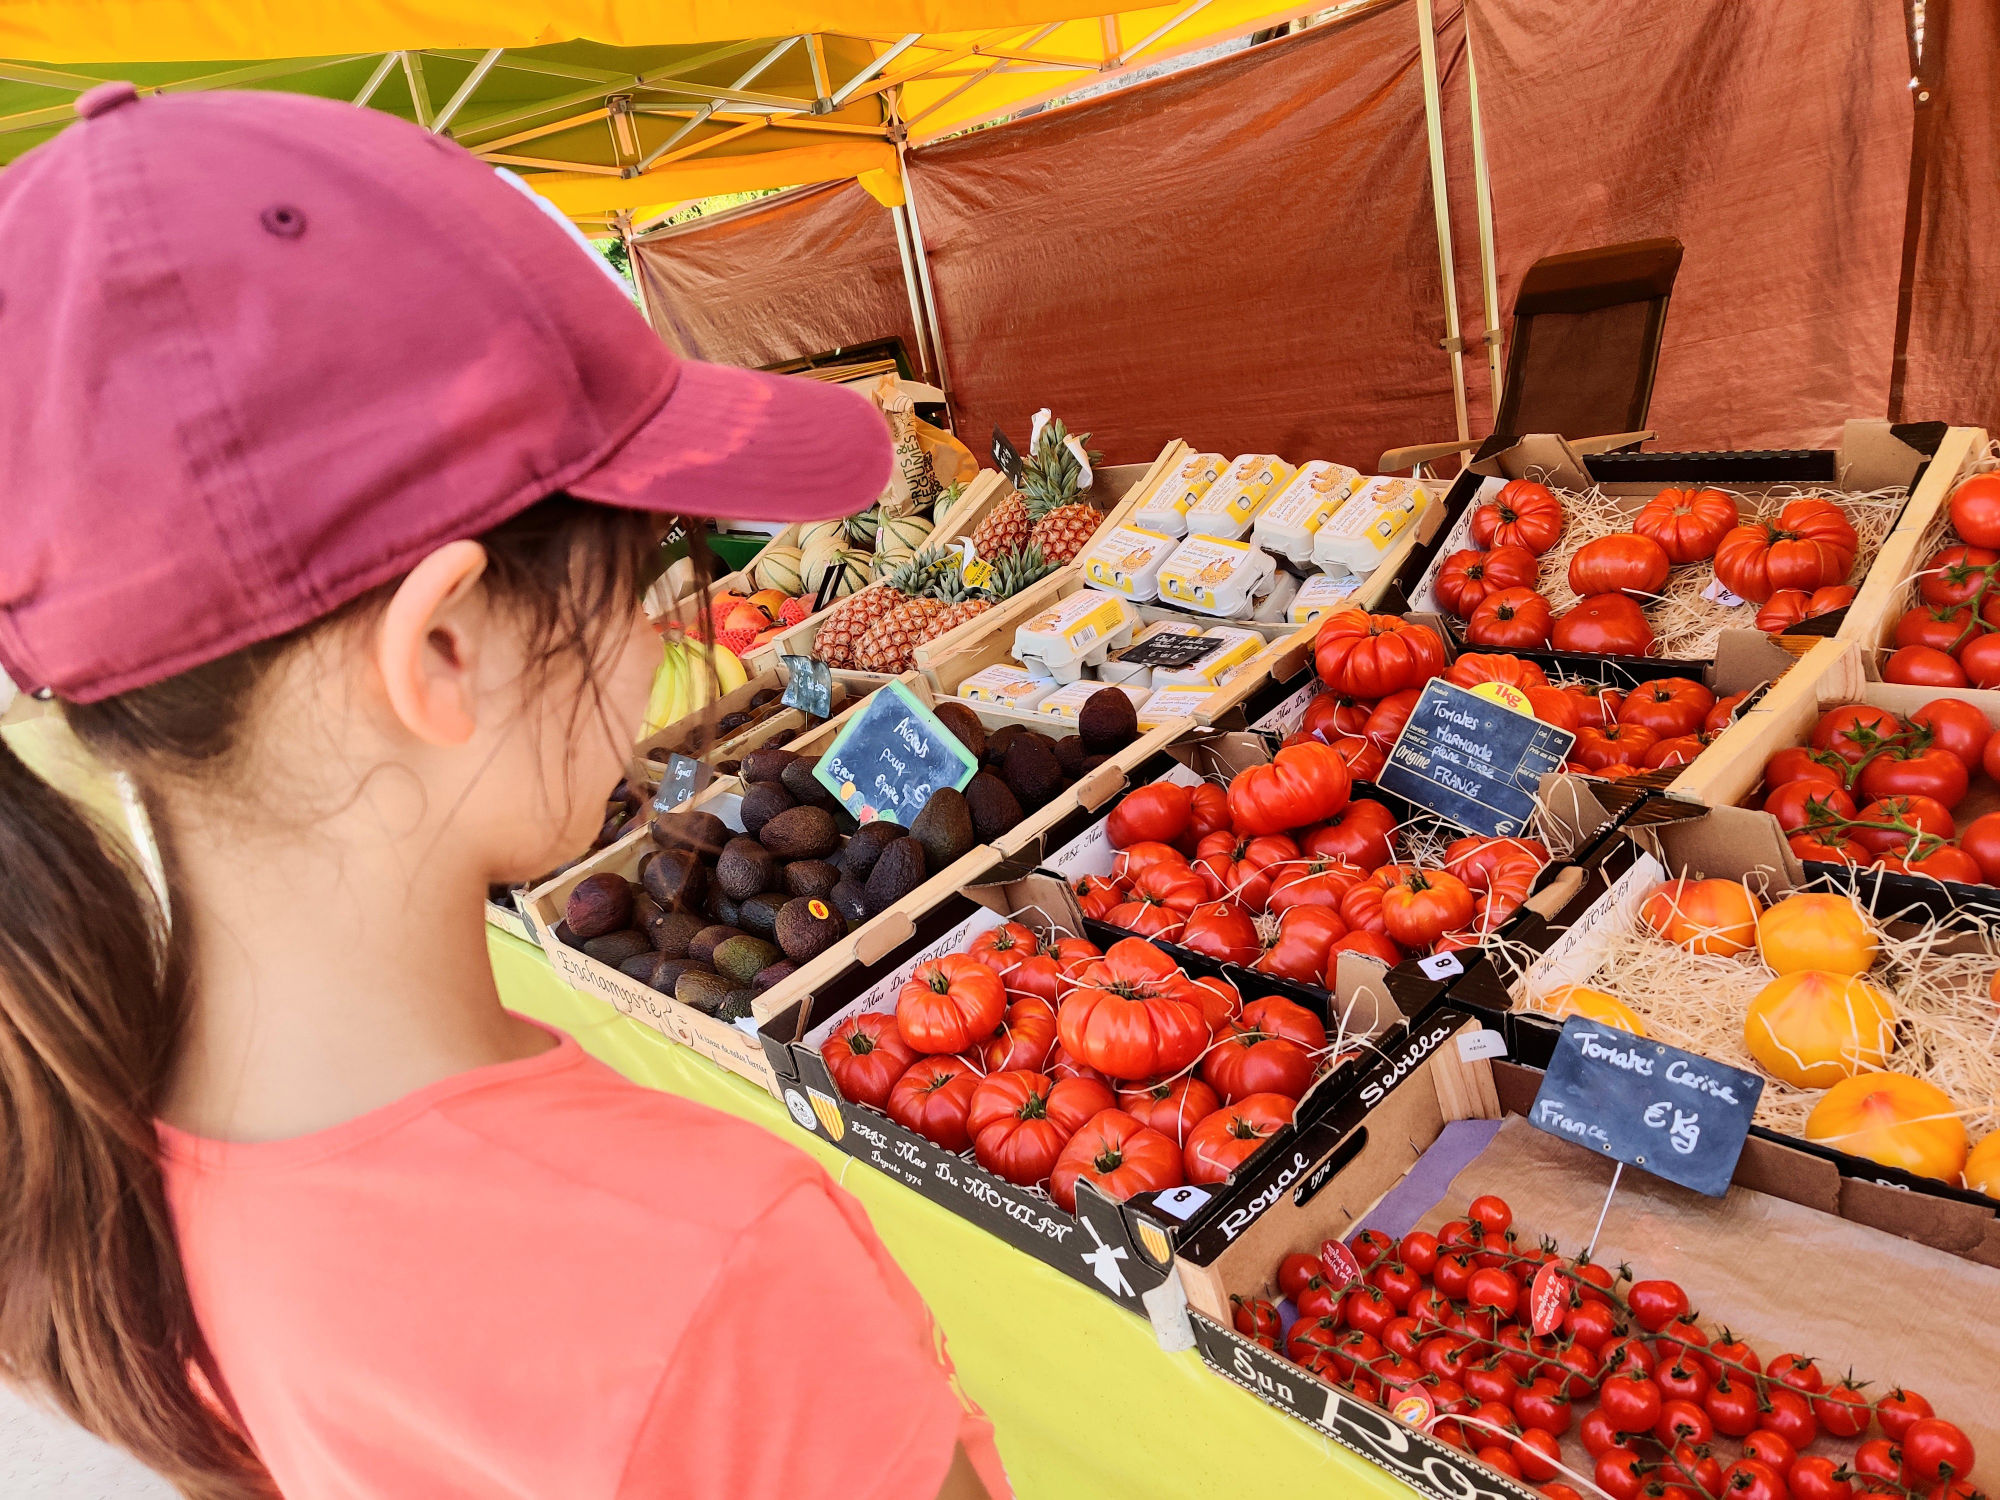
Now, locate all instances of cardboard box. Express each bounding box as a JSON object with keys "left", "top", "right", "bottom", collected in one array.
[
  {"left": 1481, "top": 795, "right": 2000, "bottom": 1210},
  {"left": 1029, "top": 729, "right": 1643, "bottom": 1029},
  {"left": 1174, "top": 1002, "right": 2000, "bottom": 1500},
  {"left": 1837, "top": 424, "right": 1992, "bottom": 662},
  {"left": 755, "top": 870, "right": 1383, "bottom": 1315},
  {"left": 1400, "top": 424, "right": 1939, "bottom": 669},
  {"left": 531, "top": 681, "right": 1193, "bottom": 1090}
]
